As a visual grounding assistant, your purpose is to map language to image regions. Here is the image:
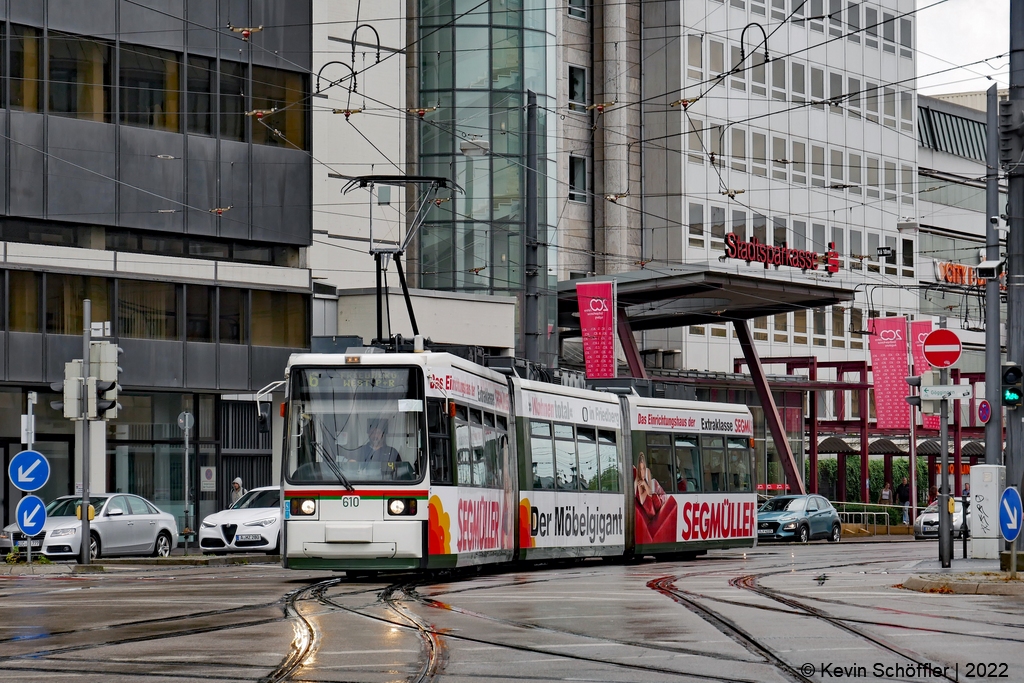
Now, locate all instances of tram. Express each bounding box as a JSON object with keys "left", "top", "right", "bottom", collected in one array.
[{"left": 281, "top": 350, "right": 757, "bottom": 572}]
